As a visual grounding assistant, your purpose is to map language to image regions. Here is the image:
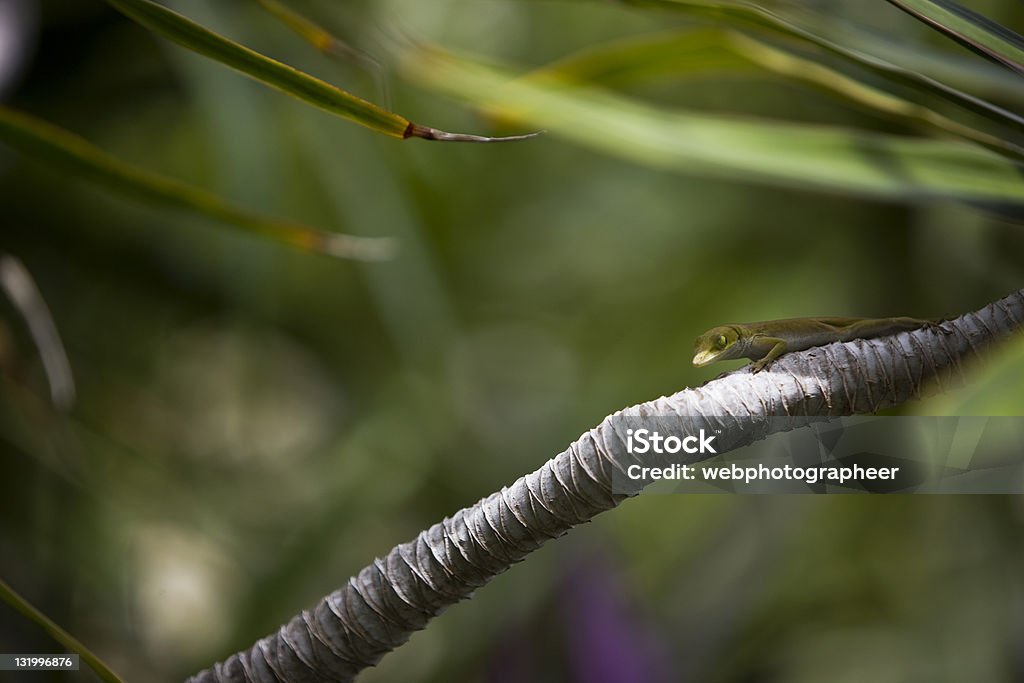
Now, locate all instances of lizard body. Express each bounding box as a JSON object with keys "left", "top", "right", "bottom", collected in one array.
[{"left": 692, "top": 316, "right": 944, "bottom": 373}]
